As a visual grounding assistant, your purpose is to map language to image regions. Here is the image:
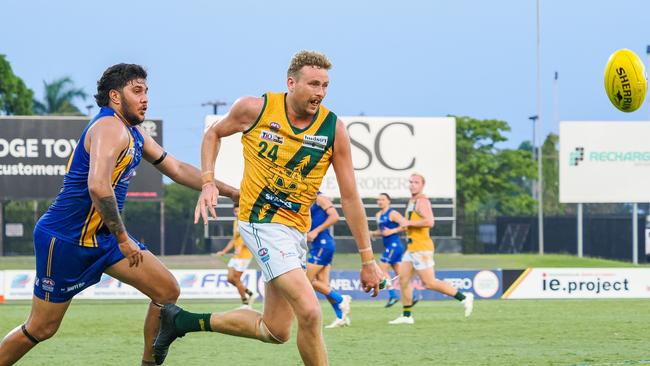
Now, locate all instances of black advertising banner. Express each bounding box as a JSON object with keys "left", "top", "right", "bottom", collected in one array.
[{"left": 0, "top": 116, "right": 163, "bottom": 200}]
